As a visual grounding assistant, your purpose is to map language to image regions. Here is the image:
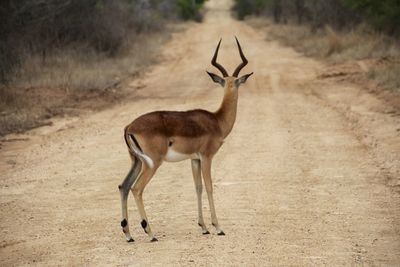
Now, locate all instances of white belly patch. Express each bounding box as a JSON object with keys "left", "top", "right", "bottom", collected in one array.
[{"left": 164, "top": 148, "right": 199, "bottom": 162}]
